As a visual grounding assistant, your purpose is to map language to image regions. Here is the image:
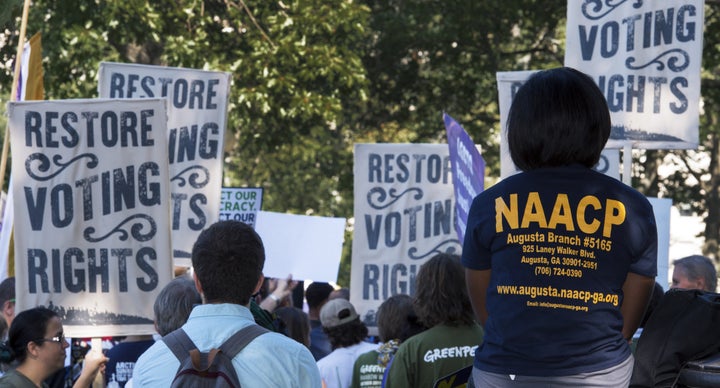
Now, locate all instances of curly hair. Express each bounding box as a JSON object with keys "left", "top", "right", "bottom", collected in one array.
[
  {"left": 322, "top": 319, "right": 368, "bottom": 350},
  {"left": 413, "top": 253, "right": 475, "bottom": 328}
]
